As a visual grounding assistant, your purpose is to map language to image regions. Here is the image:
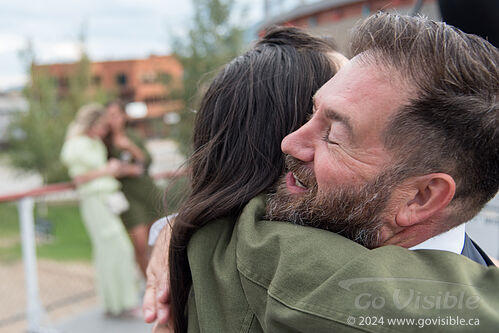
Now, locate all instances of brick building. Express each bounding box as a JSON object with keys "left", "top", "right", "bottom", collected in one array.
[
  {"left": 259, "top": 0, "right": 440, "bottom": 54},
  {"left": 35, "top": 54, "right": 183, "bottom": 135}
]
